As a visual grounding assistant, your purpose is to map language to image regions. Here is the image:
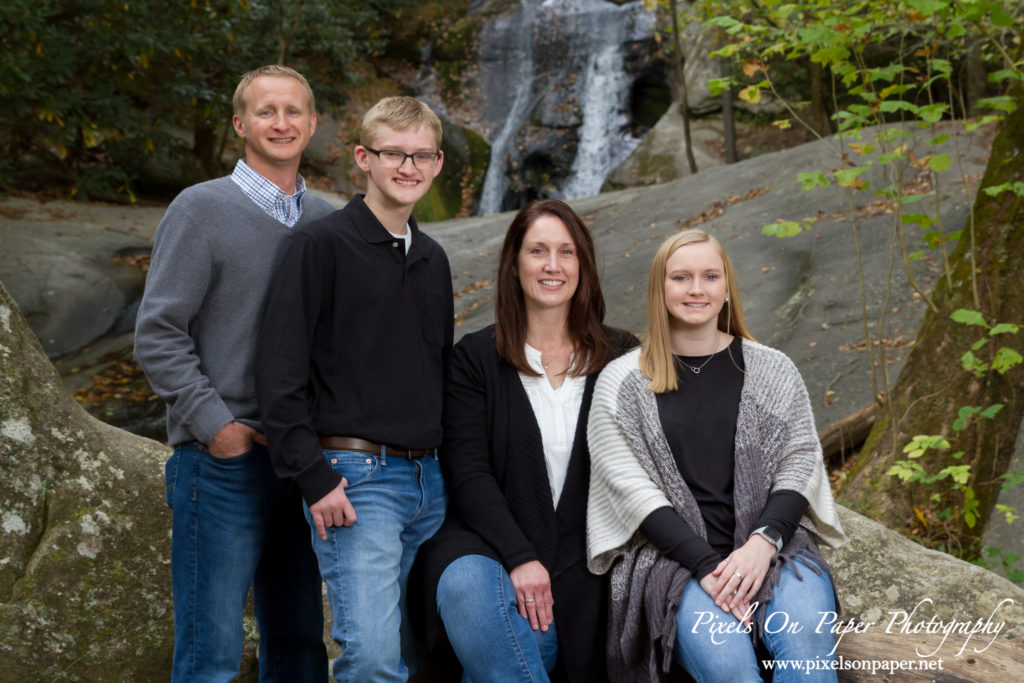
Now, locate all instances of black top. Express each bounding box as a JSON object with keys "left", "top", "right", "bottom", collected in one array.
[
  {"left": 641, "top": 336, "right": 808, "bottom": 579},
  {"left": 255, "top": 195, "right": 454, "bottom": 505},
  {"left": 411, "top": 325, "right": 638, "bottom": 682}
]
